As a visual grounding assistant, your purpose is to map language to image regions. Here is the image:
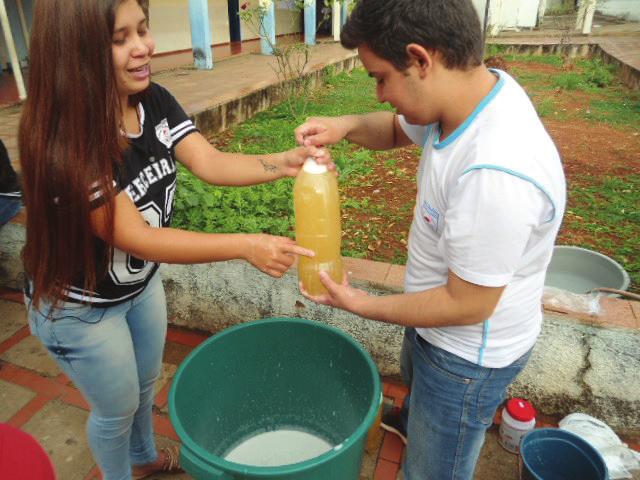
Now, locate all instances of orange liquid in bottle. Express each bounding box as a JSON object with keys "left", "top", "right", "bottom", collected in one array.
[{"left": 294, "top": 159, "right": 343, "bottom": 296}]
